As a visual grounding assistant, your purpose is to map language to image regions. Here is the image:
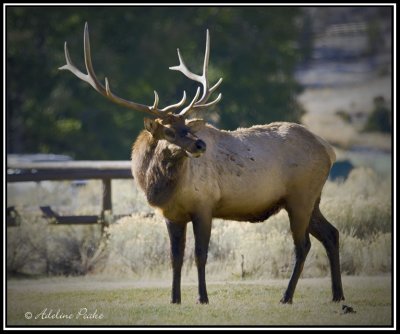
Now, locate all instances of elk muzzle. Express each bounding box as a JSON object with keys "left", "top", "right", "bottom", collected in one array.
[
  {"left": 167, "top": 134, "right": 207, "bottom": 158},
  {"left": 171, "top": 129, "right": 207, "bottom": 158}
]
